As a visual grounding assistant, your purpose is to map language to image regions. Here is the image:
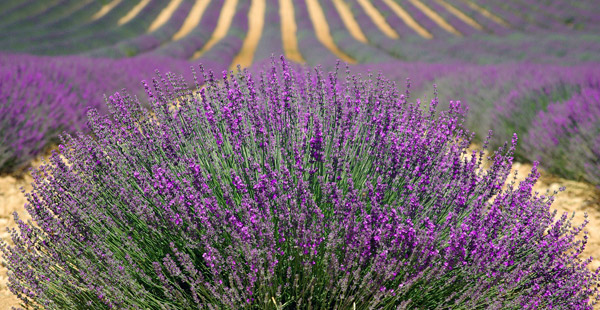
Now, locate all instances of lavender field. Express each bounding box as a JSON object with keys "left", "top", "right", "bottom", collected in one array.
[{"left": 1, "top": 0, "right": 600, "bottom": 309}]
